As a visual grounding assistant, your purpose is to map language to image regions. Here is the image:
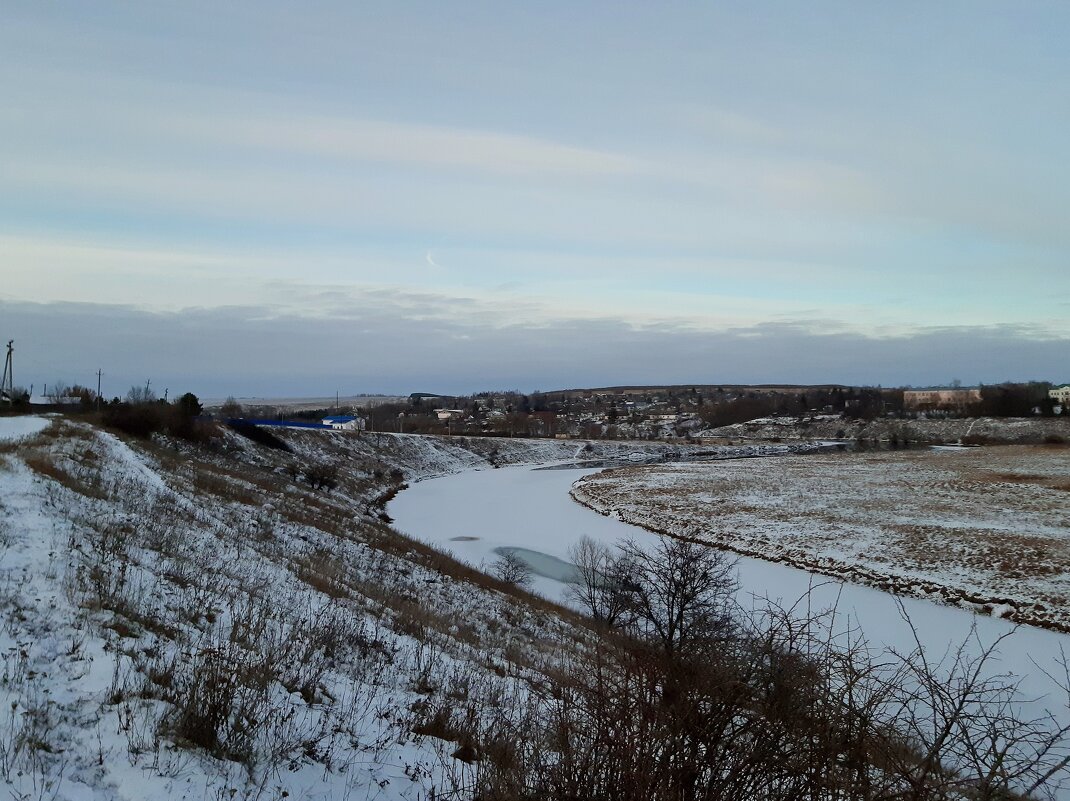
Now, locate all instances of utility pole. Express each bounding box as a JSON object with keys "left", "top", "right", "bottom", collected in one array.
[
  {"left": 0, "top": 340, "right": 13, "bottom": 403},
  {"left": 96, "top": 369, "right": 102, "bottom": 410}
]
